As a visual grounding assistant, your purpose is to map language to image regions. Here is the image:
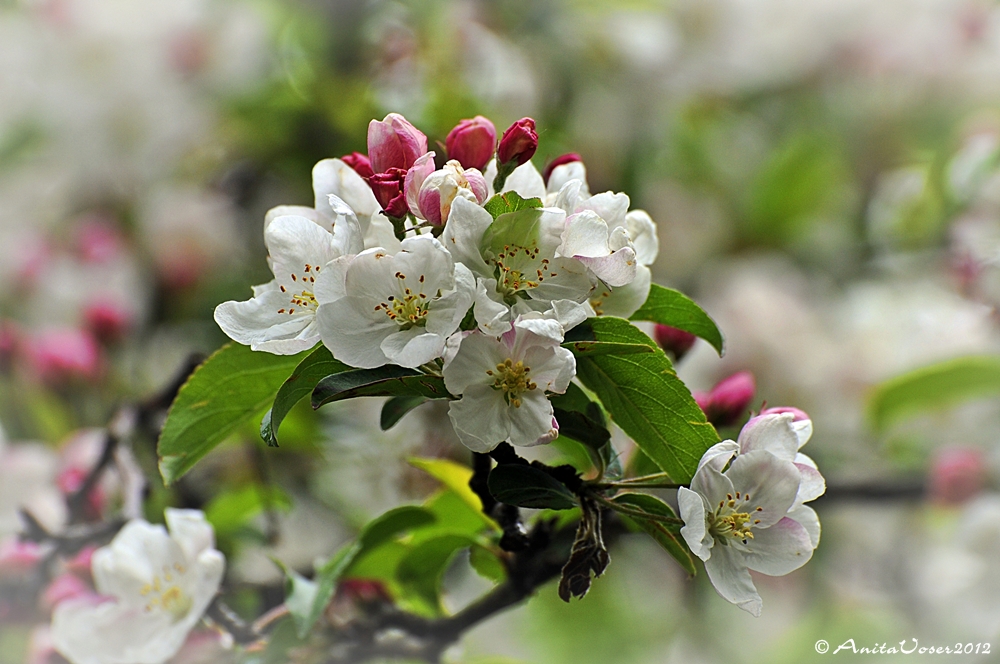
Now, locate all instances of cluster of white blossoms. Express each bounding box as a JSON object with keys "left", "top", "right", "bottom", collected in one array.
[
  {"left": 215, "top": 113, "right": 659, "bottom": 453},
  {"left": 679, "top": 410, "right": 824, "bottom": 616},
  {"left": 51, "top": 509, "right": 224, "bottom": 664}
]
